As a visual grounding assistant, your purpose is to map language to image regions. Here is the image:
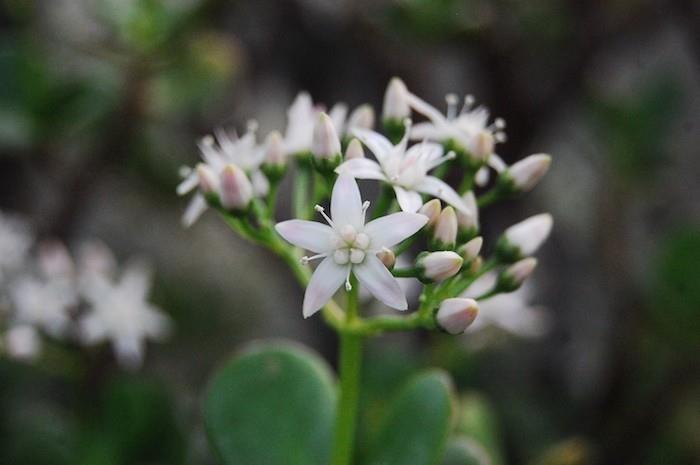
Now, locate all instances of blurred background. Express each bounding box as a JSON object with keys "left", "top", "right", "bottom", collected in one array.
[{"left": 0, "top": 0, "right": 698, "bottom": 464}]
